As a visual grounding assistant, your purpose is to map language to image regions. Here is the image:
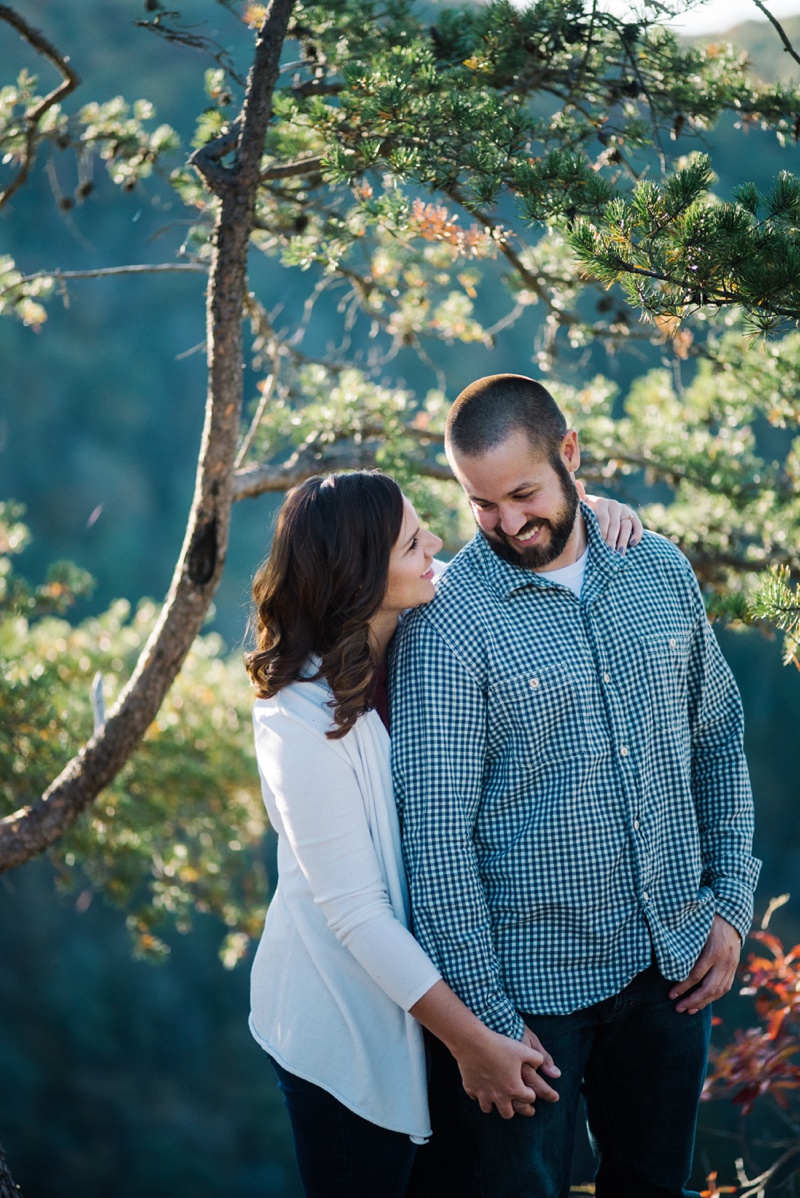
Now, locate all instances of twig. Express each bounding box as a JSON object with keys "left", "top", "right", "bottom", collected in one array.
[
  {"left": 135, "top": 13, "right": 247, "bottom": 88},
  {"left": 91, "top": 674, "right": 106, "bottom": 734},
  {"left": 235, "top": 372, "right": 277, "bottom": 468},
  {"left": 750, "top": 0, "right": 800, "bottom": 69},
  {"left": 0, "top": 263, "right": 207, "bottom": 307},
  {"left": 0, "top": 5, "right": 80, "bottom": 210}
]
